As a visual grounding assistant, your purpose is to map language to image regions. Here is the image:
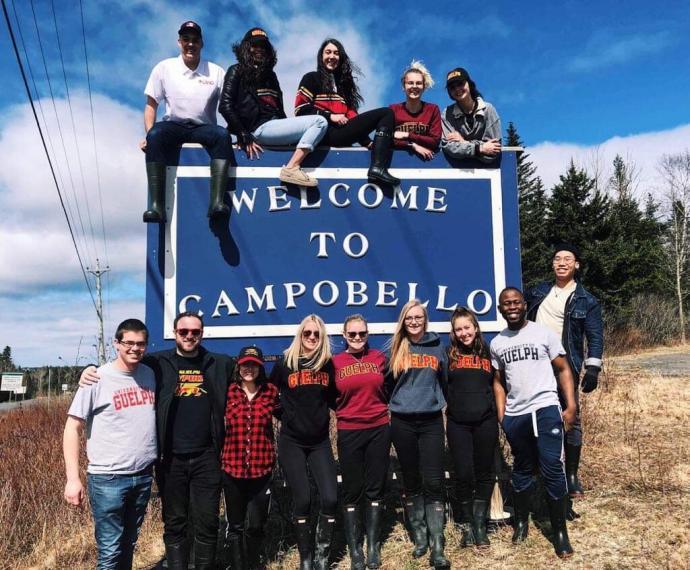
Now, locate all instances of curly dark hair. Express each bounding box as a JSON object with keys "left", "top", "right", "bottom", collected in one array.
[
  {"left": 317, "top": 38, "right": 363, "bottom": 111},
  {"left": 447, "top": 307, "right": 490, "bottom": 361},
  {"left": 232, "top": 35, "right": 278, "bottom": 91}
]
